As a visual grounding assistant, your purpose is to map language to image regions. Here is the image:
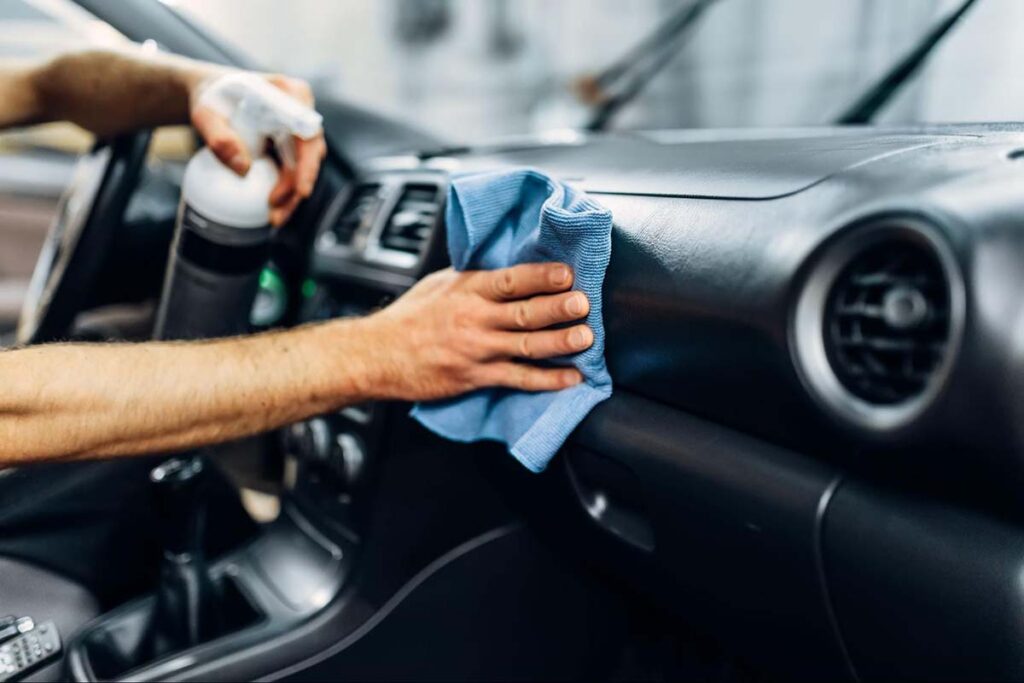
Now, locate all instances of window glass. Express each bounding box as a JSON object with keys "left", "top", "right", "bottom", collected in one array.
[
  {"left": 0, "top": 0, "right": 194, "bottom": 332},
  {"left": 172, "top": 0, "right": 1020, "bottom": 139}
]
